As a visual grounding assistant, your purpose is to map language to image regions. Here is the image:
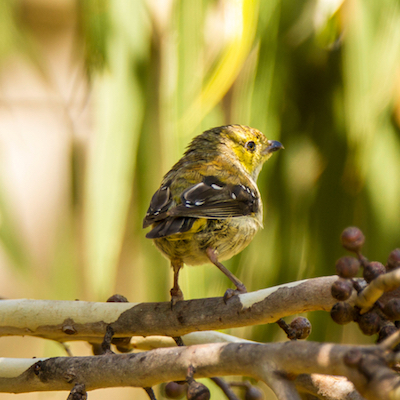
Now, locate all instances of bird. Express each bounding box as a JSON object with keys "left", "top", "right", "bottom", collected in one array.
[{"left": 143, "top": 124, "right": 283, "bottom": 304}]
